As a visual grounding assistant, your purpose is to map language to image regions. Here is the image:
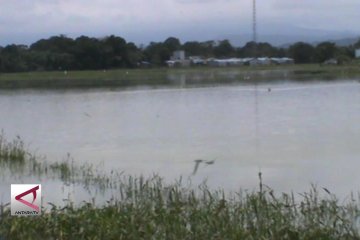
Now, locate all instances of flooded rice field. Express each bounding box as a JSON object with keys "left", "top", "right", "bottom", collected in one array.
[{"left": 1, "top": 80, "right": 360, "bottom": 205}]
